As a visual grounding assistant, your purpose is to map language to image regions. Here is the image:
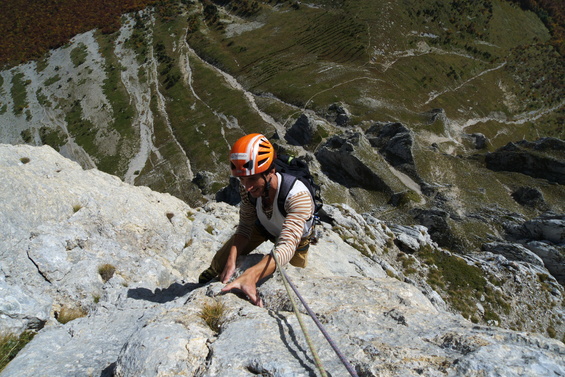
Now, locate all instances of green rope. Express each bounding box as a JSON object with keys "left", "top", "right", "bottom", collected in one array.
[{"left": 271, "top": 250, "right": 328, "bottom": 377}]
